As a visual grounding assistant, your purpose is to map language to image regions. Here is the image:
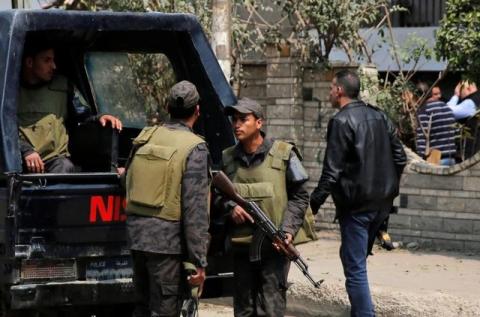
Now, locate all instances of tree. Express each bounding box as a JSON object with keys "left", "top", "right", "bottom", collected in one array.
[
  {"left": 228, "top": 0, "right": 398, "bottom": 67},
  {"left": 212, "top": 0, "right": 232, "bottom": 81},
  {"left": 436, "top": 0, "right": 480, "bottom": 82},
  {"left": 42, "top": 0, "right": 400, "bottom": 93},
  {"left": 278, "top": 0, "right": 391, "bottom": 65},
  {"left": 40, "top": 0, "right": 211, "bottom": 28},
  {"left": 41, "top": 0, "right": 212, "bottom": 124}
]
